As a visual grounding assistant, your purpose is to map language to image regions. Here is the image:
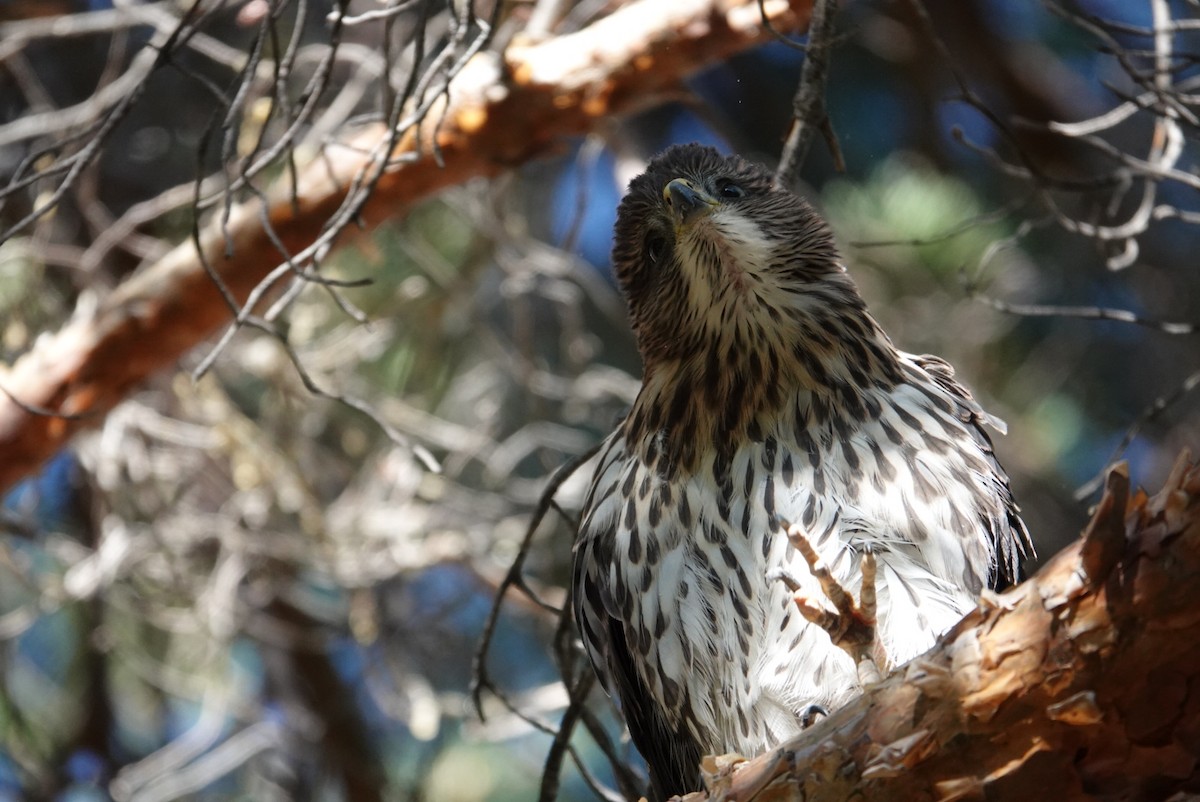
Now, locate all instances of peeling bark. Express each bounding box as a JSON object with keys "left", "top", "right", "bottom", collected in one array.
[{"left": 678, "top": 453, "right": 1200, "bottom": 802}]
